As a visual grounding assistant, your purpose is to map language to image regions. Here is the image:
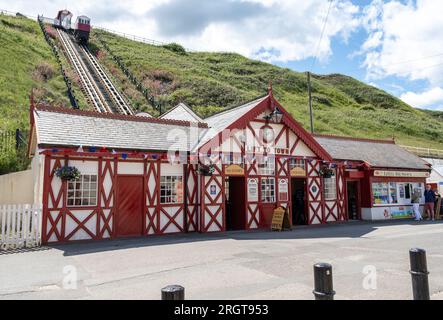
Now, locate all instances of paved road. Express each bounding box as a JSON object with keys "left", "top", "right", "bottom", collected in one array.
[{"left": 1, "top": 220, "right": 443, "bottom": 300}]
